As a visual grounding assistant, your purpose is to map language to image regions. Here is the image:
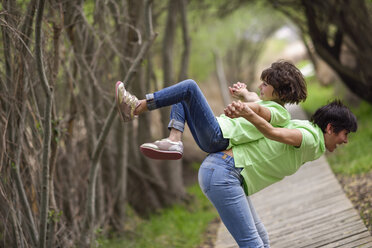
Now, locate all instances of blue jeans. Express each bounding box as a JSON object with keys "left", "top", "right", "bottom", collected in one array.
[
  {"left": 146, "top": 79, "right": 229, "bottom": 153},
  {"left": 198, "top": 152, "right": 270, "bottom": 248}
]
